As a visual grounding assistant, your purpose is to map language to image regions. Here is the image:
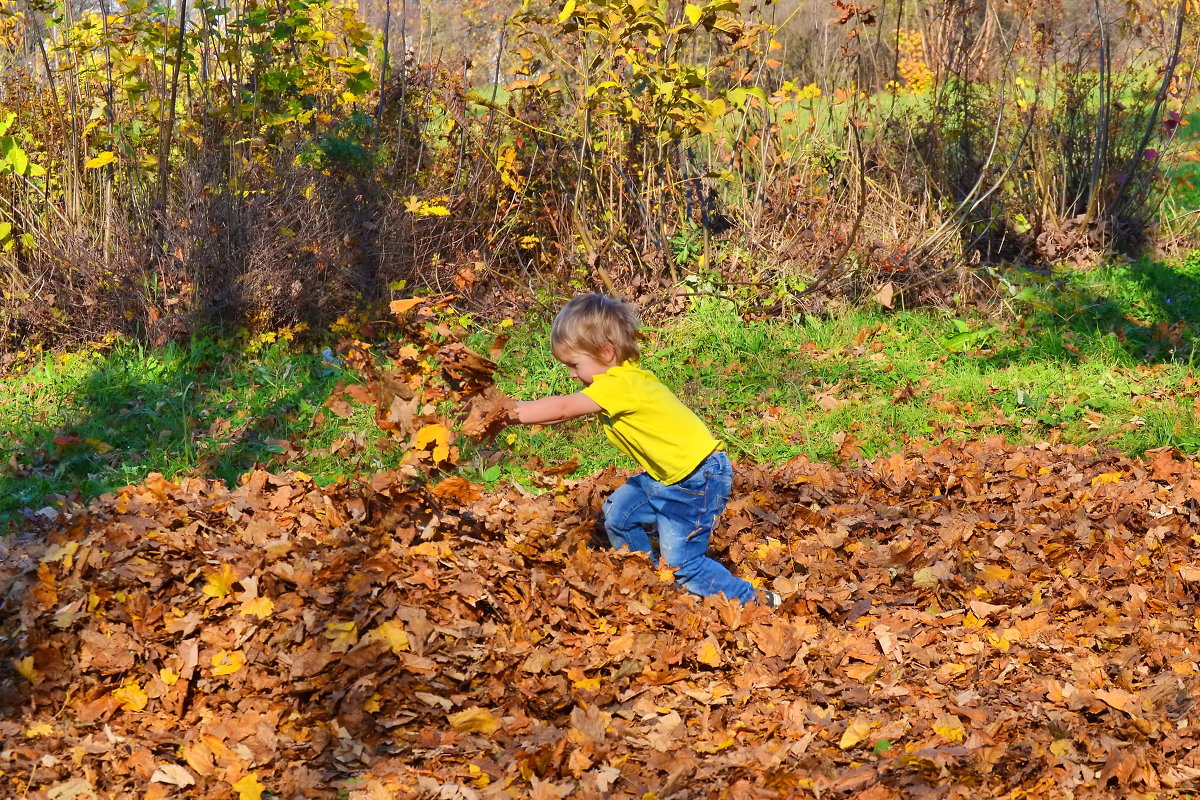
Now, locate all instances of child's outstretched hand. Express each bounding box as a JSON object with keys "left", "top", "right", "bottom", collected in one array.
[{"left": 460, "top": 386, "right": 517, "bottom": 443}]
